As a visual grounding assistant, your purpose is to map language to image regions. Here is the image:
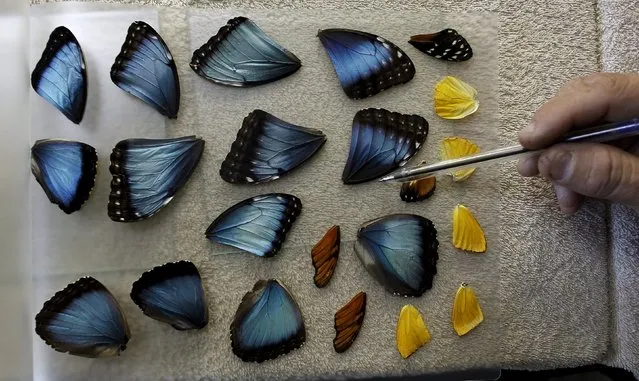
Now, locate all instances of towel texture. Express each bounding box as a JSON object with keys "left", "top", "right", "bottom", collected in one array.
[
  {"left": 28, "top": 0, "right": 637, "bottom": 380},
  {"left": 599, "top": 0, "right": 639, "bottom": 377}
]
